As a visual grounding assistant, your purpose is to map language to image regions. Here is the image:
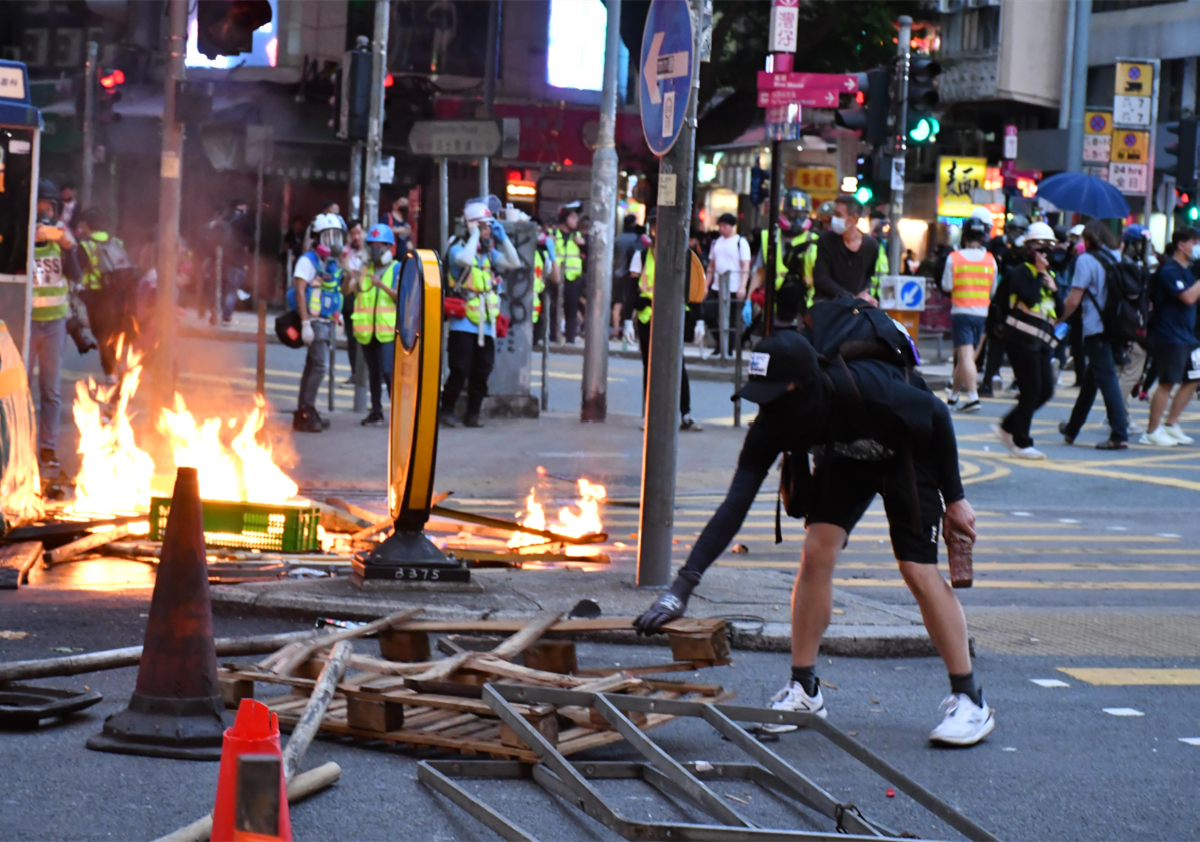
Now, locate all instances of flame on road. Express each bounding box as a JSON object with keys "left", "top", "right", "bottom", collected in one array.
[{"left": 508, "top": 476, "right": 606, "bottom": 548}]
